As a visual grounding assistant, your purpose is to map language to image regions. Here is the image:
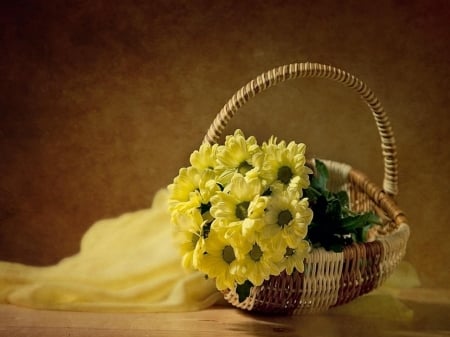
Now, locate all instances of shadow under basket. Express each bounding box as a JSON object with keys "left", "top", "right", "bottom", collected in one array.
[{"left": 203, "top": 63, "right": 409, "bottom": 315}]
